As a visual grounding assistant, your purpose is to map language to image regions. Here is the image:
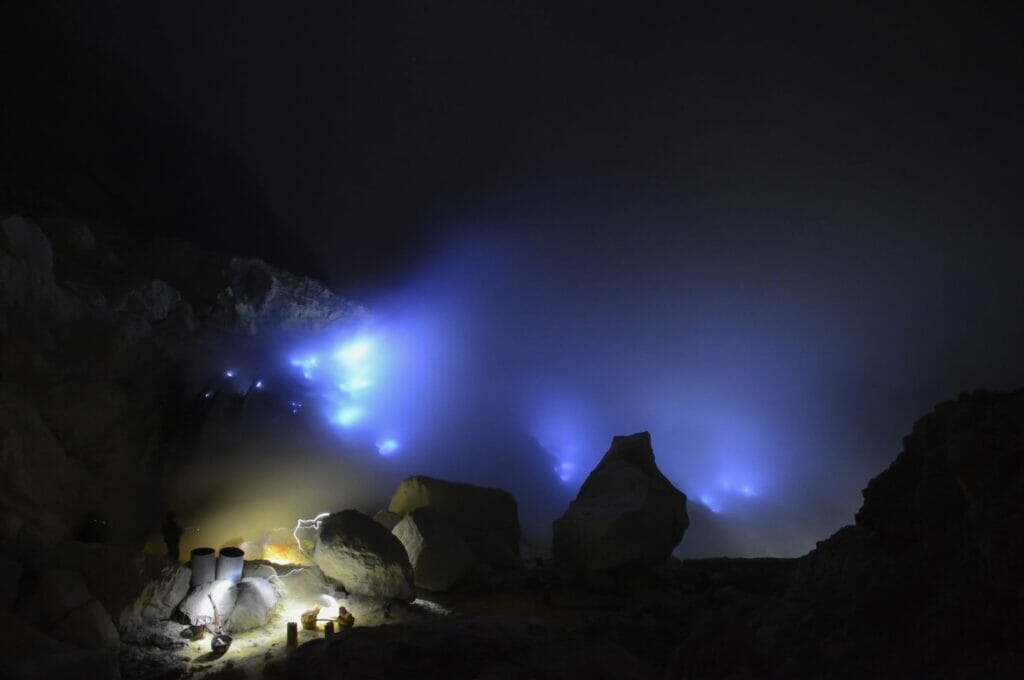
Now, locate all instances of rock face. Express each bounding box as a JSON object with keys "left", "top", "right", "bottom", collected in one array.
[
  {"left": 389, "top": 476, "right": 521, "bottom": 567},
  {"left": 0, "top": 213, "right": 365, "bottom": 544},
  {"left": 855, "top": 389, "right": 1024, "bottom": 592},
  {"left": 393, "top": 507, "right": 476, "bottom": 592},
  {"left": 774, "top": 389, "right": 1024, "bottom": 677},
  {"left": 313, "top": 510, "right": 414, "bottom": 602},
  {"left": 553, "top": 432, "right": 689, "bottom": 573}
]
